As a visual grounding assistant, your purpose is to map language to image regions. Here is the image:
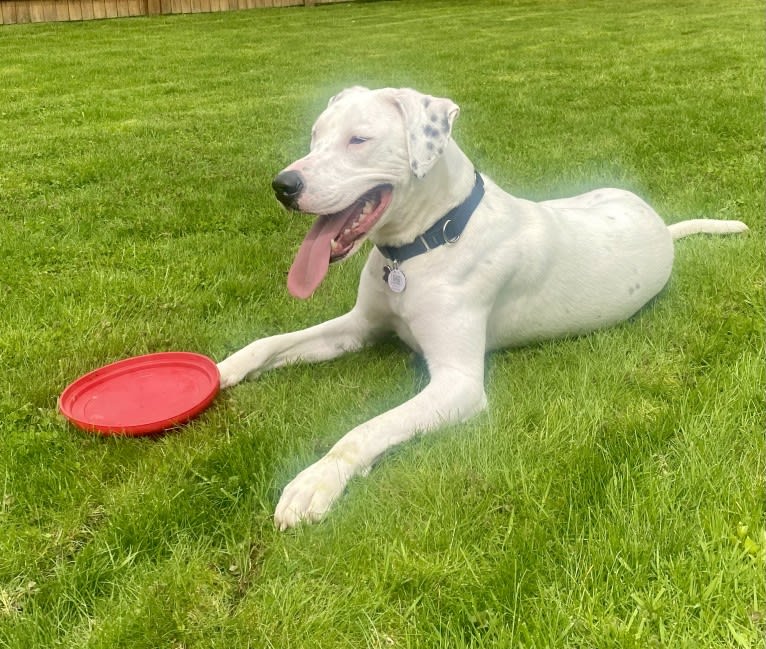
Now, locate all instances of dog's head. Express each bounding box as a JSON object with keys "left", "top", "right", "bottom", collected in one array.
[{"left": 273, "top": 87, "right": 460, "bottom": 298}]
